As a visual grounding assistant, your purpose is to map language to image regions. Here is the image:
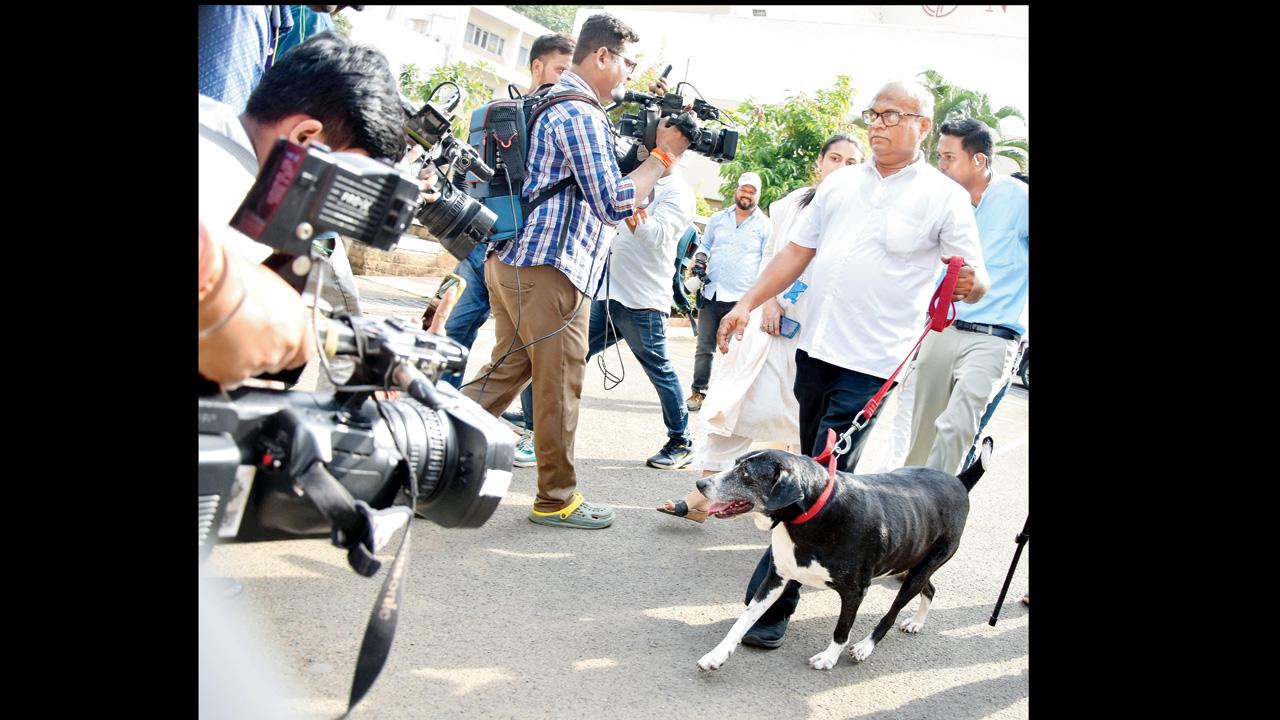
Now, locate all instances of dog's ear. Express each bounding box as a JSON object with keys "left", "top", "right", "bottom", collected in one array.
[{"left": 764, "top": 468, "right": 803, "bottom": 512}]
